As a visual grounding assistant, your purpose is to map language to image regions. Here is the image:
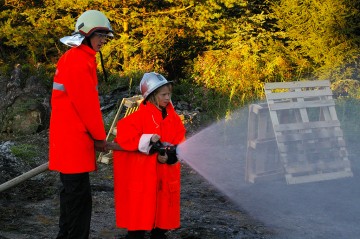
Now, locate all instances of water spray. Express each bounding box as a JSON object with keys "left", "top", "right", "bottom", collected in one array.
[{"left": 170, "top": 104, "right": 360, "bottom": 239}]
